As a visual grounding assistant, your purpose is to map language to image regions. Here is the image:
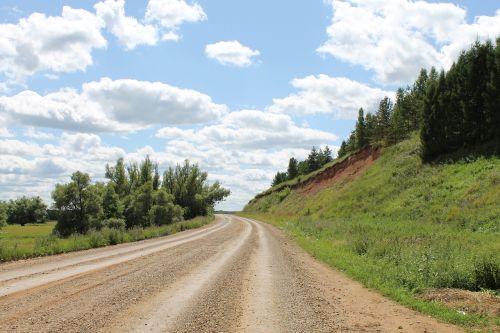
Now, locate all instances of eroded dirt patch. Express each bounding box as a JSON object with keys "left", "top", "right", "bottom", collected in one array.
[{"left": 422, "top": 288, "right": 500, "bottom": 318}]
